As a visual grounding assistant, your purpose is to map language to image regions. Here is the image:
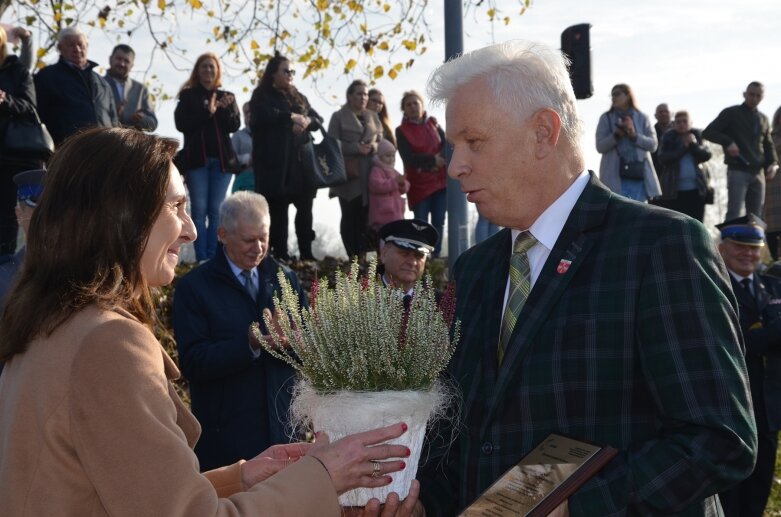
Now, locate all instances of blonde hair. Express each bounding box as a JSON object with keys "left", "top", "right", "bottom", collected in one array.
[{"left": 0, "top": 26, "right": 7, "bottom": 63}]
